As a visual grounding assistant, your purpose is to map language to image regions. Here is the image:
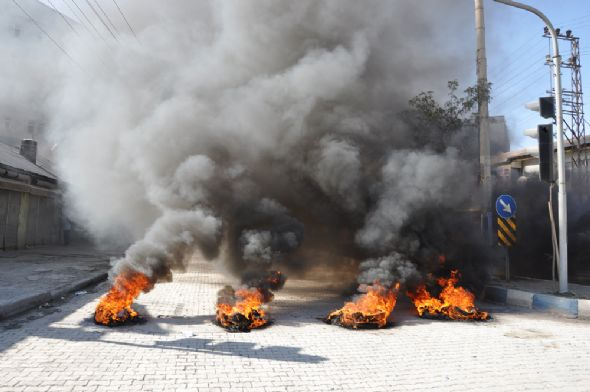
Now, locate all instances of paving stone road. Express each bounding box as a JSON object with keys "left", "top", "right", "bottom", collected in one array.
[{"left": 1, "top": 259, "right": 589, "bottom": 392}]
